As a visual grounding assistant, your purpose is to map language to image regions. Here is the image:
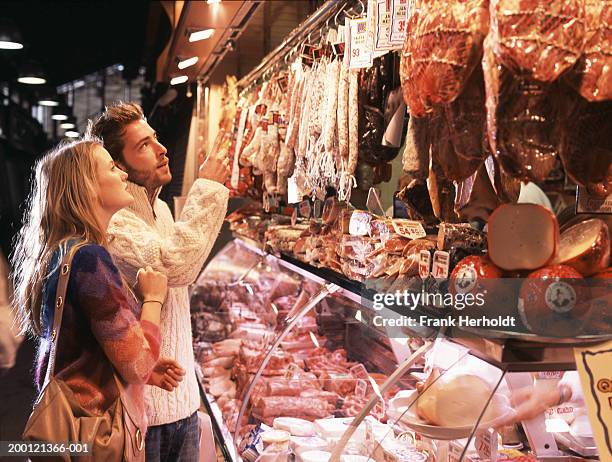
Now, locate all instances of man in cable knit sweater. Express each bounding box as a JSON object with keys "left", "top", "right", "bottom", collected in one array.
[{"left": 88, "top": 102, "right": 229, "bottom": 461}]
